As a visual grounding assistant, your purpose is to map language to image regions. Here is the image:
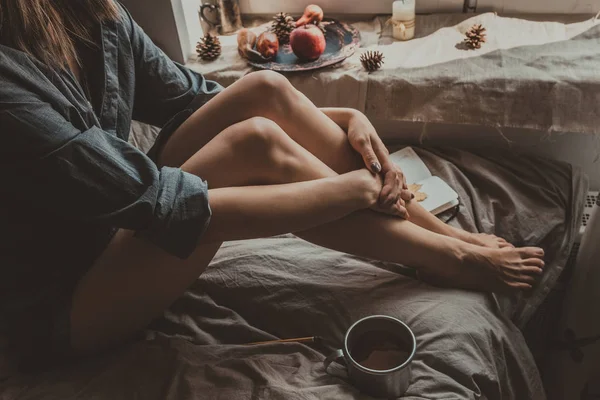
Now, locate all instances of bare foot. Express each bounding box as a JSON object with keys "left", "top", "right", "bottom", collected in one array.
[
  {"left": 419, "top": 245, "right": 544, "bottom": 293},
  {"left": 446, "top": 225, "right": 514, "bottom": 249},
  {"left": 463, "top": 232, "right": 514, "bottom": 249}
]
